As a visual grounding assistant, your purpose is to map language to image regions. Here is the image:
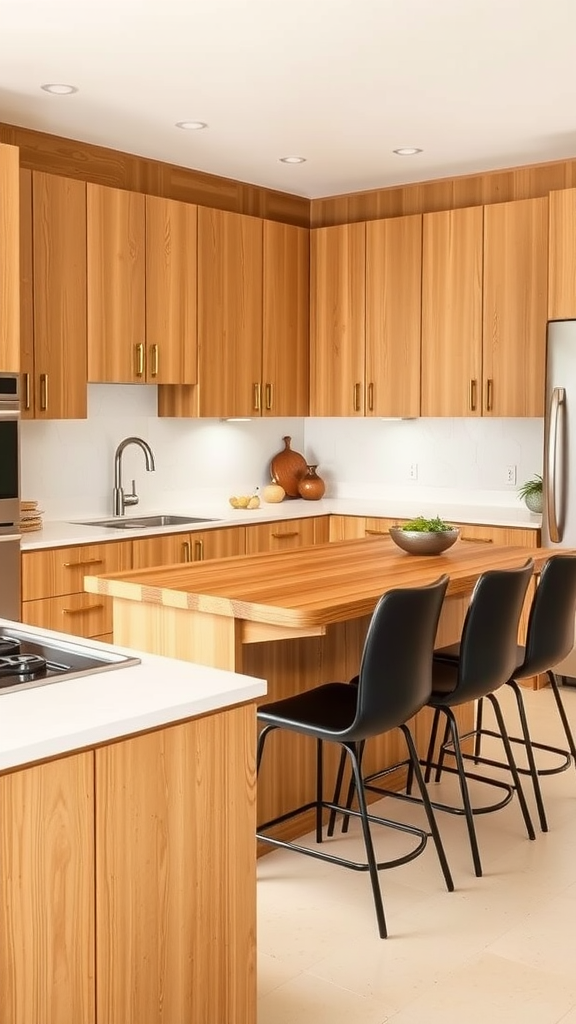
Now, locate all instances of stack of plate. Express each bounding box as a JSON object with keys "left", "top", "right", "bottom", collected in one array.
[{"left": 19, "top": 500, "right": 44, "bottom": 533}]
